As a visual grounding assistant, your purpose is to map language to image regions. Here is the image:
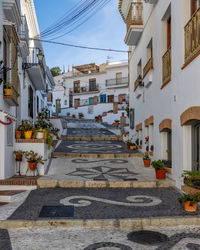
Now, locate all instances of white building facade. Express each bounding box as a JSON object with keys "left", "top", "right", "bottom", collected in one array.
[
  {"left": 119, "top": 0, "right": 200, "bottom": 187},
  {"left": 53, "top": 62, "right": 129, "bottom": 125},
  {"left": 0, "top": 0, "right": 54, "bottom": 180}
]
